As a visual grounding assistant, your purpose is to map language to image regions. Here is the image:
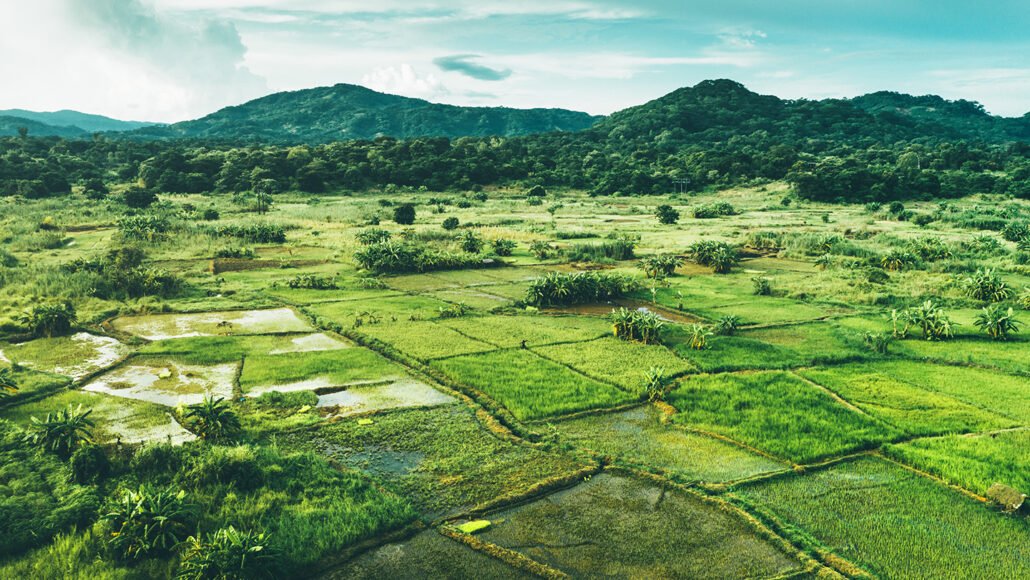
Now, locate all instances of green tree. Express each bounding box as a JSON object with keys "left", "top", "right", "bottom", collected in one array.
[
  {"left": 655, "top": 205, "right": 679, "bottom": 225},
  {"left": 393, "top": 204, "right": 416, "bottom": 225},
  {"left": 123, "top": 186, "right": 157, "bottom": 209},
  {"left": 442, "top": 216, "right": 459, "bottom": 230}
]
